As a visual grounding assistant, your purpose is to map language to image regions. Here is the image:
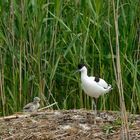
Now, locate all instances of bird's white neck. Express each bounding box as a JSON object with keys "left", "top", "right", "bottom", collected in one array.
[{"left": 81, "top": 69, "right": 88, "bottom": 80}]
